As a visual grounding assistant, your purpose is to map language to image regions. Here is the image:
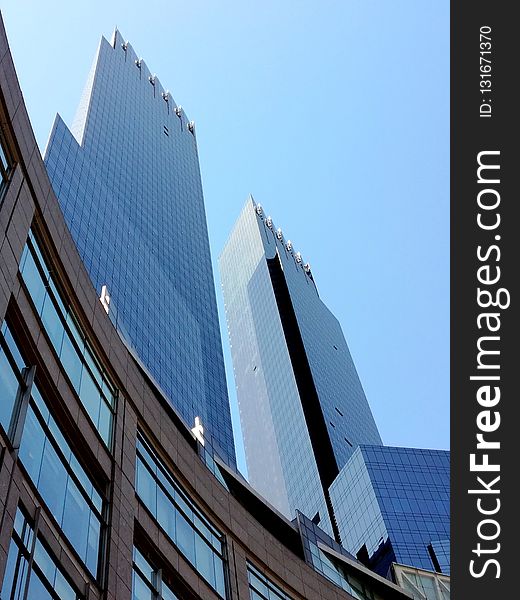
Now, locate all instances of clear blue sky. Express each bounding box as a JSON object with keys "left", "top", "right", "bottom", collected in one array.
[{"left": 2, "top": 1, "right": 449, "bottom": 476}]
